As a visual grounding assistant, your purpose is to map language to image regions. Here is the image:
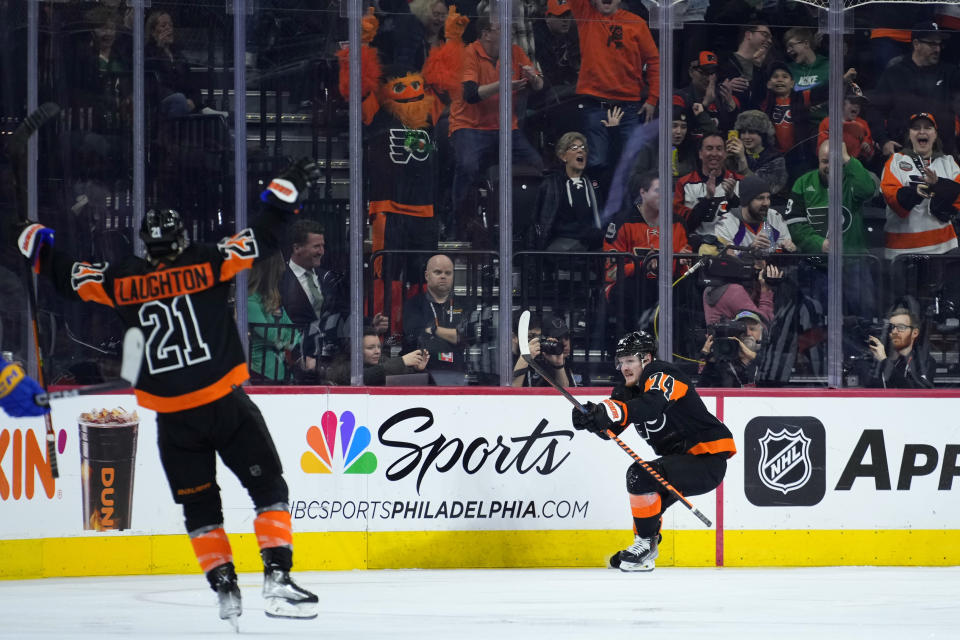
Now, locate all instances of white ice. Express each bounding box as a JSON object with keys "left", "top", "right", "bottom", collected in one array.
[{"left": 1, "top": 567, "right": 957, "bottom": 639}]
